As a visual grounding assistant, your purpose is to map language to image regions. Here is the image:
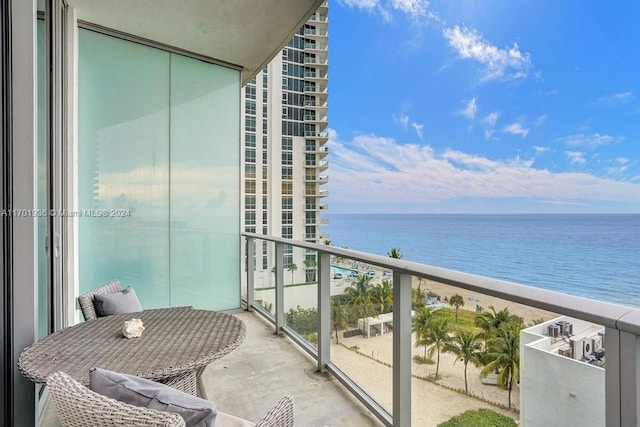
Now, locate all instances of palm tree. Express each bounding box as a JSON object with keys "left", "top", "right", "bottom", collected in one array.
[
  {"left": 323, "top": 239, "right": 331, "bottom": 245},
  {"left": 344, "top": 275, "right": 376, "bottom": 321},
  {"left": 443, "top": 330, "right": 483, "bottom": 392},
  {"left": 387, "top": 248, "right": 403, "bottom": 259},
  {"left": 475, "top": 305, "right": 516, "bottom": 350},
  {"left": 412, "top": 286, "right": 426, "bottom": 310},
  {"left": 331, "top": 300, "right": 349, "bottom": 344},
  {"left": 371, "top": 280, "right": 393, "bottom": 314},
  {"left": 480, "top": 322, "right": 522, "bottom": 408},
  {"left": 287, "top": 263, "right": 297, "bottom": 285},
  {"left": 417, "top": 317, "right": 451, "bottom": 378},
  {"left": 449, "top": 294, "right": 464, "bottom": 322},
  {"left": 412, "top": 306, "right": 433, "bottom": 360}
]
